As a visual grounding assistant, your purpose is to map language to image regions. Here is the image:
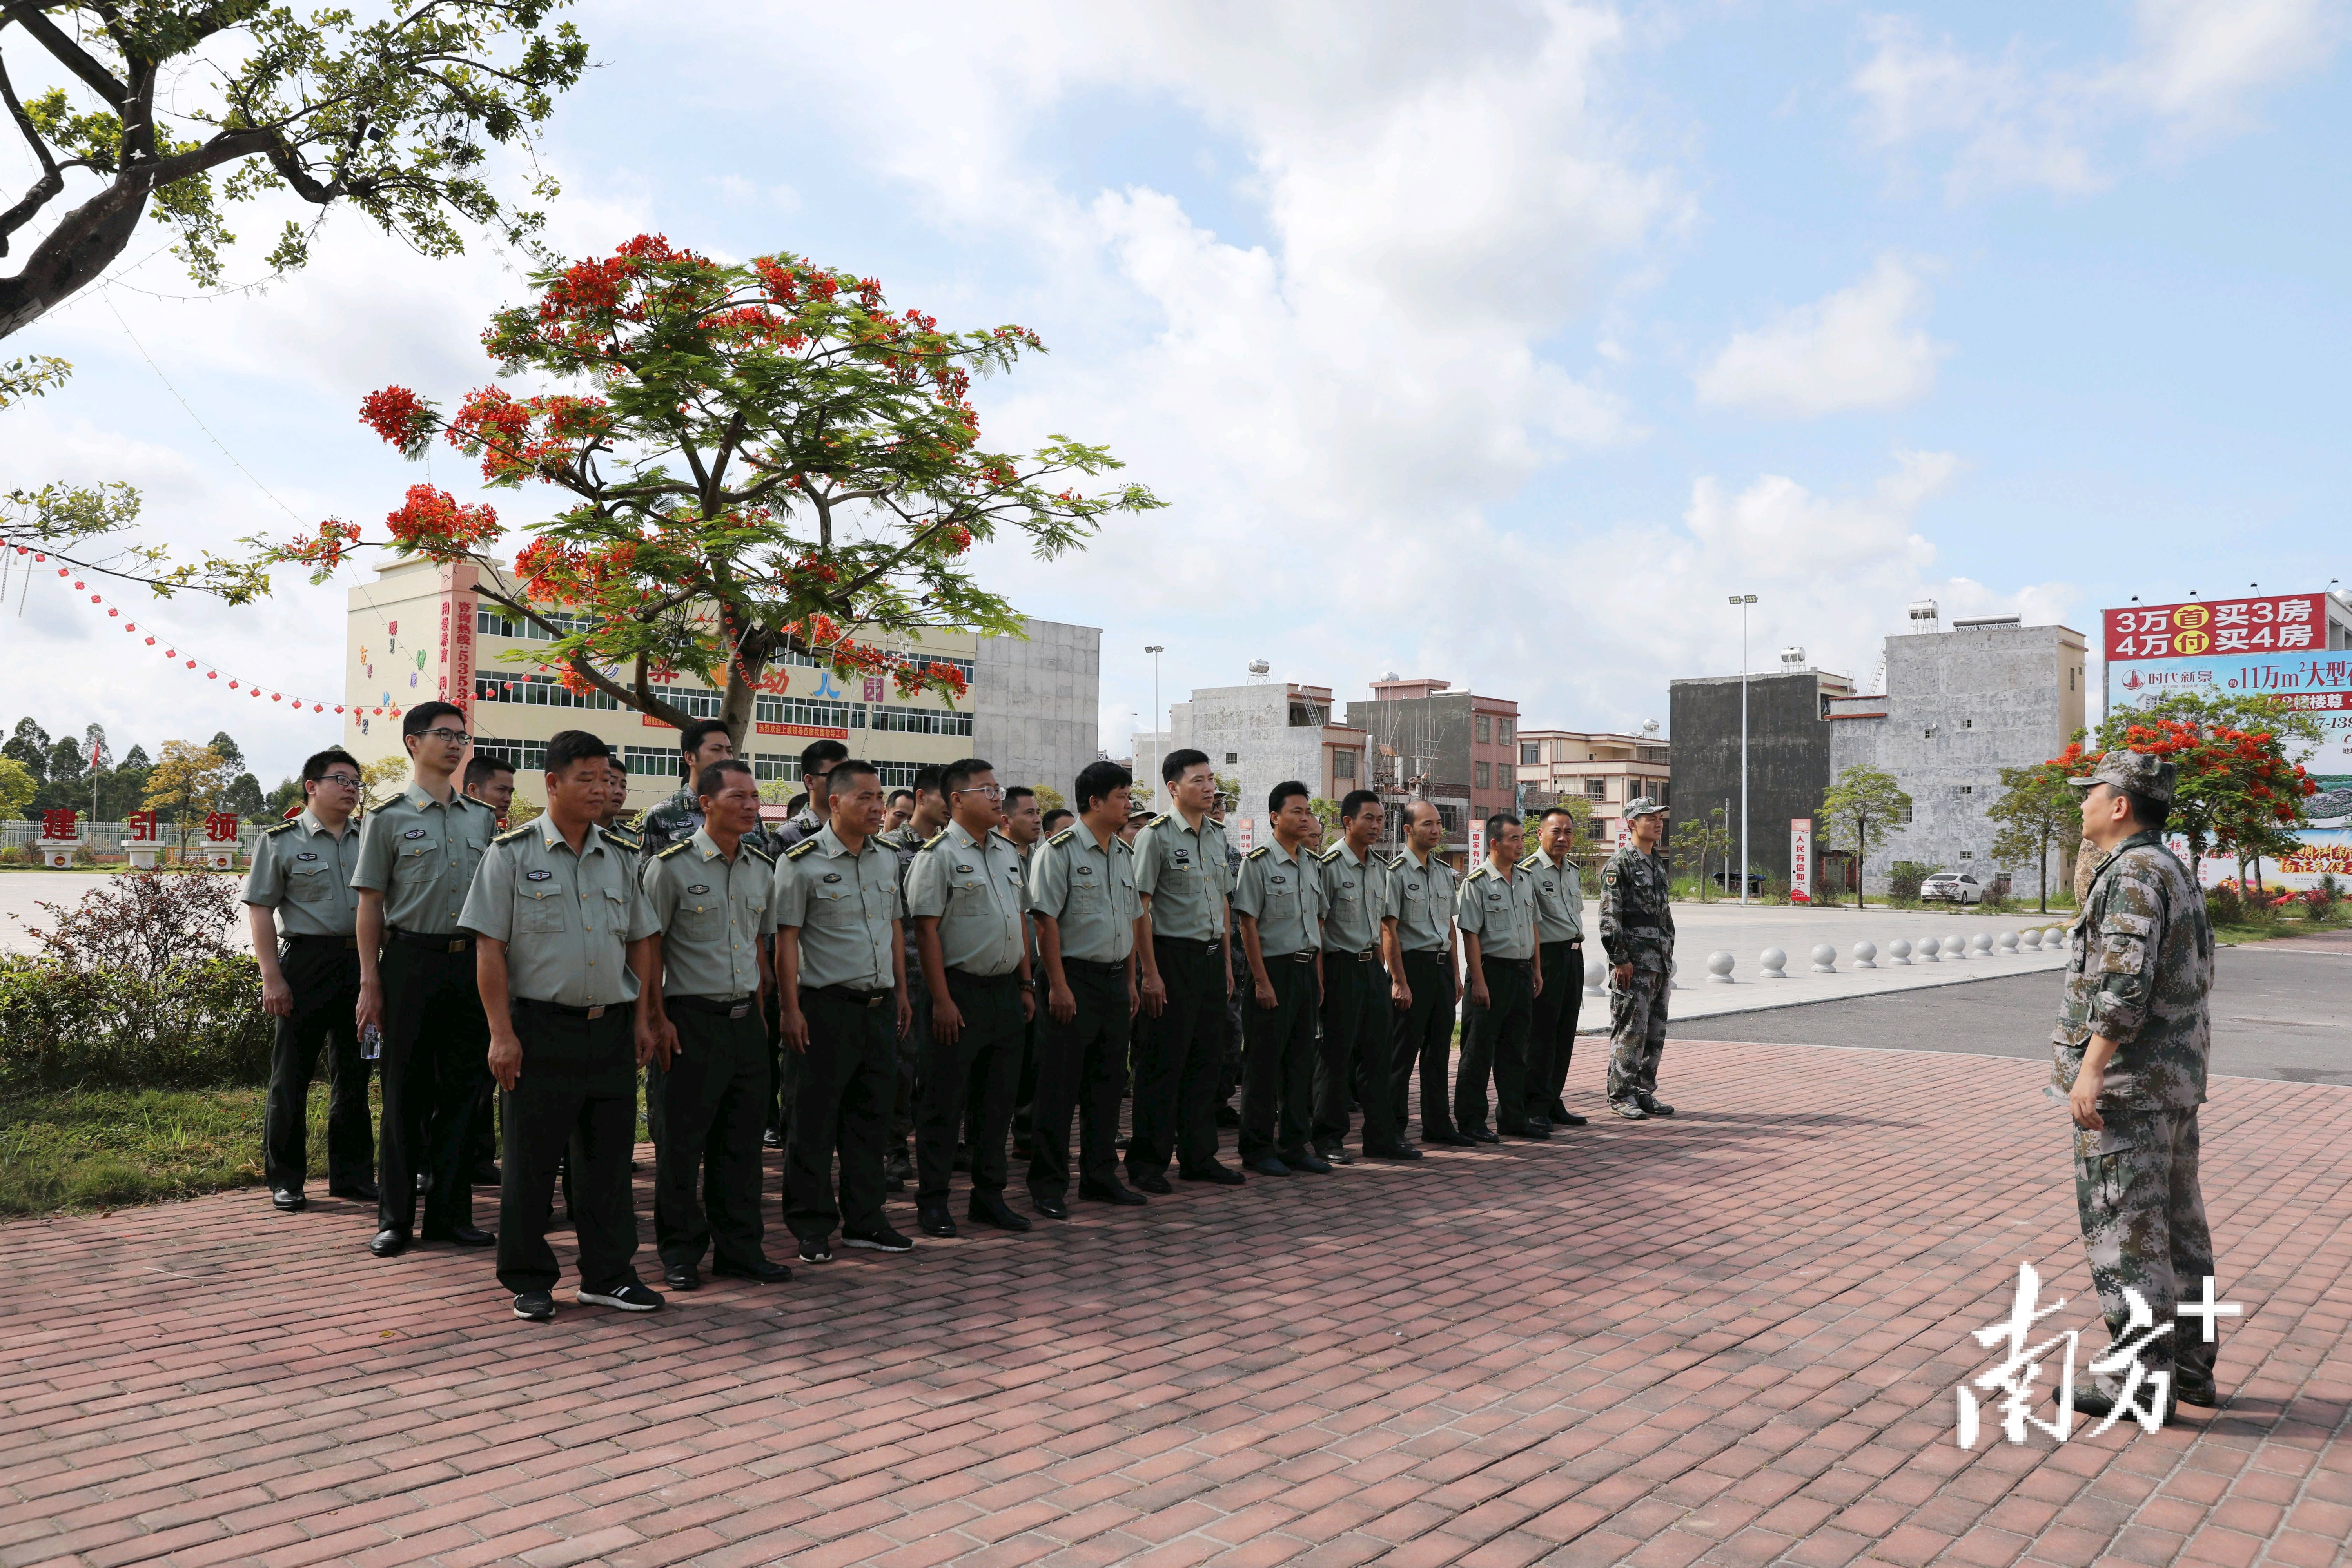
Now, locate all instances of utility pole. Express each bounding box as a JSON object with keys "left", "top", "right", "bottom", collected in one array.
[
  {"left": 1728, "top": 594, "right": 1757, "bottom": 906},
  {"left": 1144, "top": 645, "right": 1164, "bottom": 791}
]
